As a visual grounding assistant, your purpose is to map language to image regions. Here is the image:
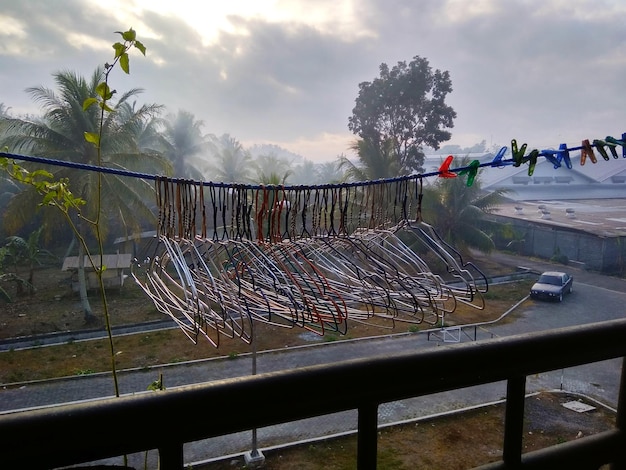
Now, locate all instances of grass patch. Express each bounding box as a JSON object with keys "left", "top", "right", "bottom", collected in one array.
[{"left": 0, "top": 277, "right": 531, "bottom": 384}]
